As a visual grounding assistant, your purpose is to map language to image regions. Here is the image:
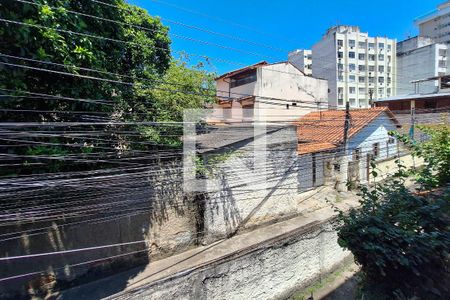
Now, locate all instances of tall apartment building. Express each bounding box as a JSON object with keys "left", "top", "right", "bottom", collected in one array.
[
  {"left": 397, "top": 36, "right": 448, "bottom": 95},
  {"left": 288, "top": 49, "right": 312, "bottom": 75},
  {"left": 312, "top": 25, "right": 396, "bottom": 109},
  {"left": 416, "top": 1, "right": 450, "bottom": 44}
]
